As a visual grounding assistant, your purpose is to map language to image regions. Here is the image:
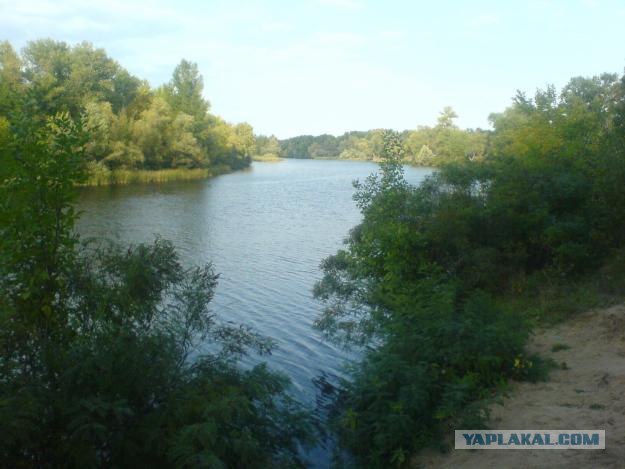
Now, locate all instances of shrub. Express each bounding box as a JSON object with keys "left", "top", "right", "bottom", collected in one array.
[{"left": 0, "top": 114, "right": 313, "bottom": 467}]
